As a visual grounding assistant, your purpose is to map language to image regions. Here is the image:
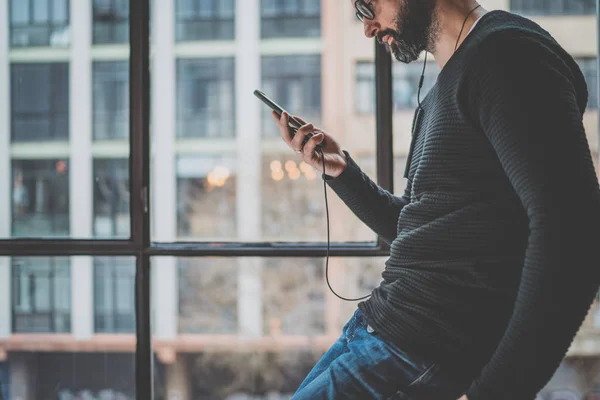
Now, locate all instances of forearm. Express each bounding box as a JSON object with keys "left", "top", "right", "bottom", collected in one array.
[{"left": 325, "top": 151, "right": 409, "bottom": 244}]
